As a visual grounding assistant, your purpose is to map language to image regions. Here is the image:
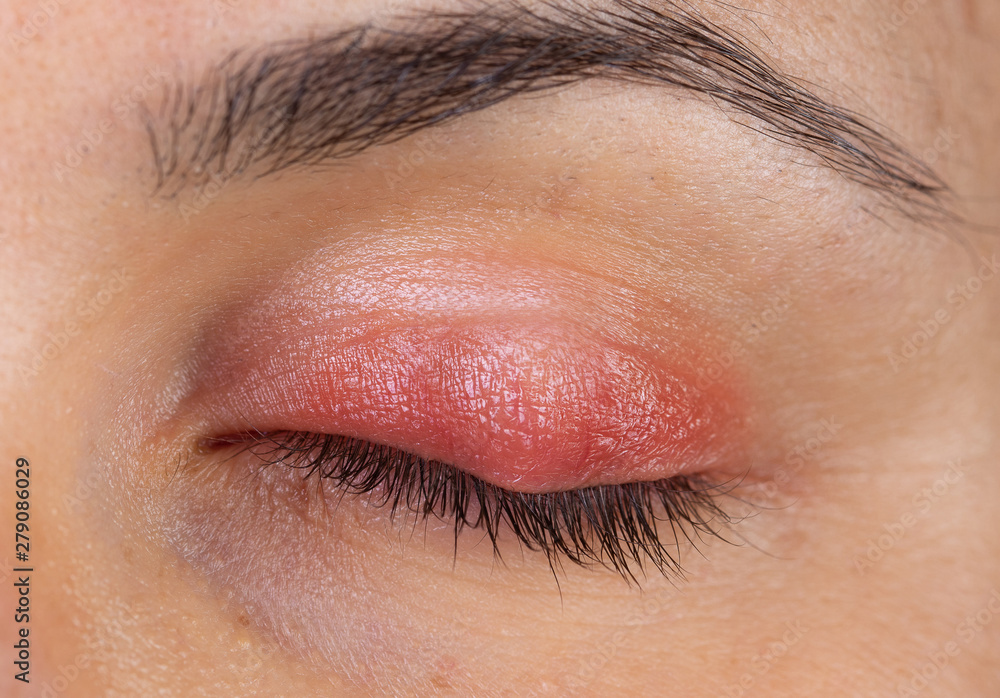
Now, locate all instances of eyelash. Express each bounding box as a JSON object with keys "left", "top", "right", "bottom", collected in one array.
[{"left": 215, "top": 431, "right": 744, "bottom": 584}]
